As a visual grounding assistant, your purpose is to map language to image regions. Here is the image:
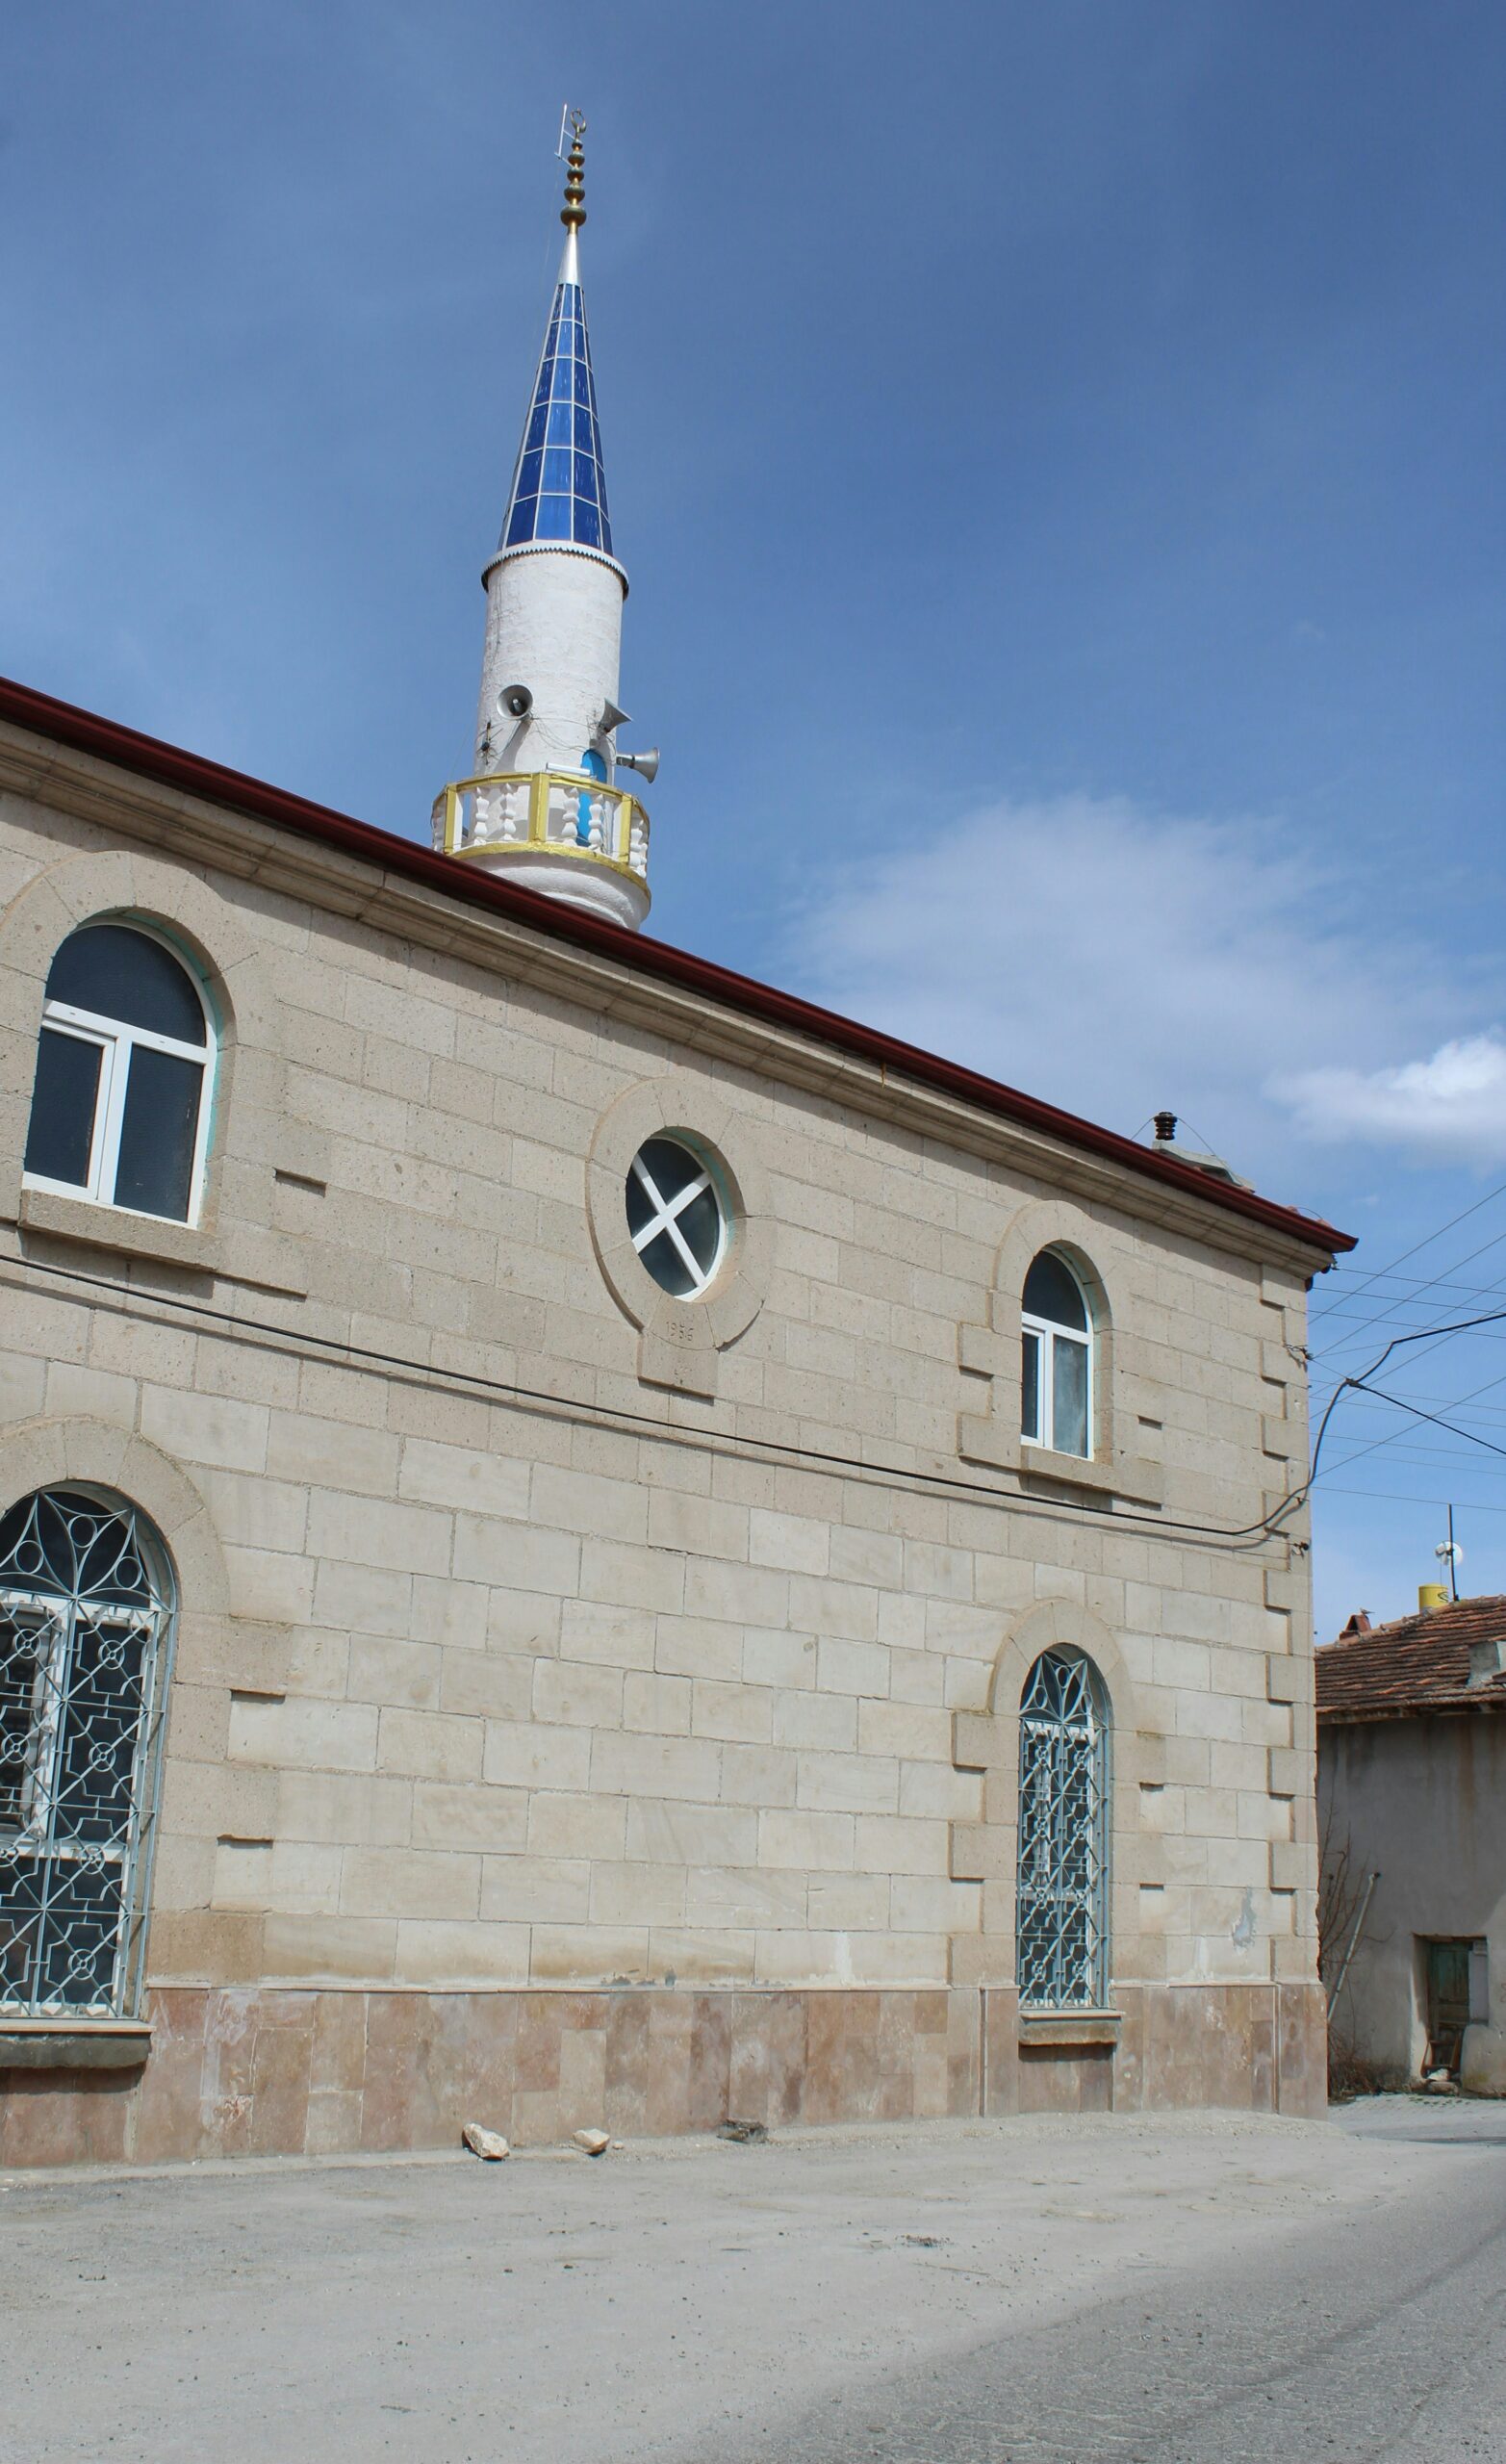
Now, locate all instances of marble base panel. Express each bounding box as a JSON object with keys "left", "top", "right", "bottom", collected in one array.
[
  {"left": 0, "top": 1979, "right": 1326, "bottom": 2168},
  {"left": 984, "top": 1981, "right": 1326, "bottom": 2120}
]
